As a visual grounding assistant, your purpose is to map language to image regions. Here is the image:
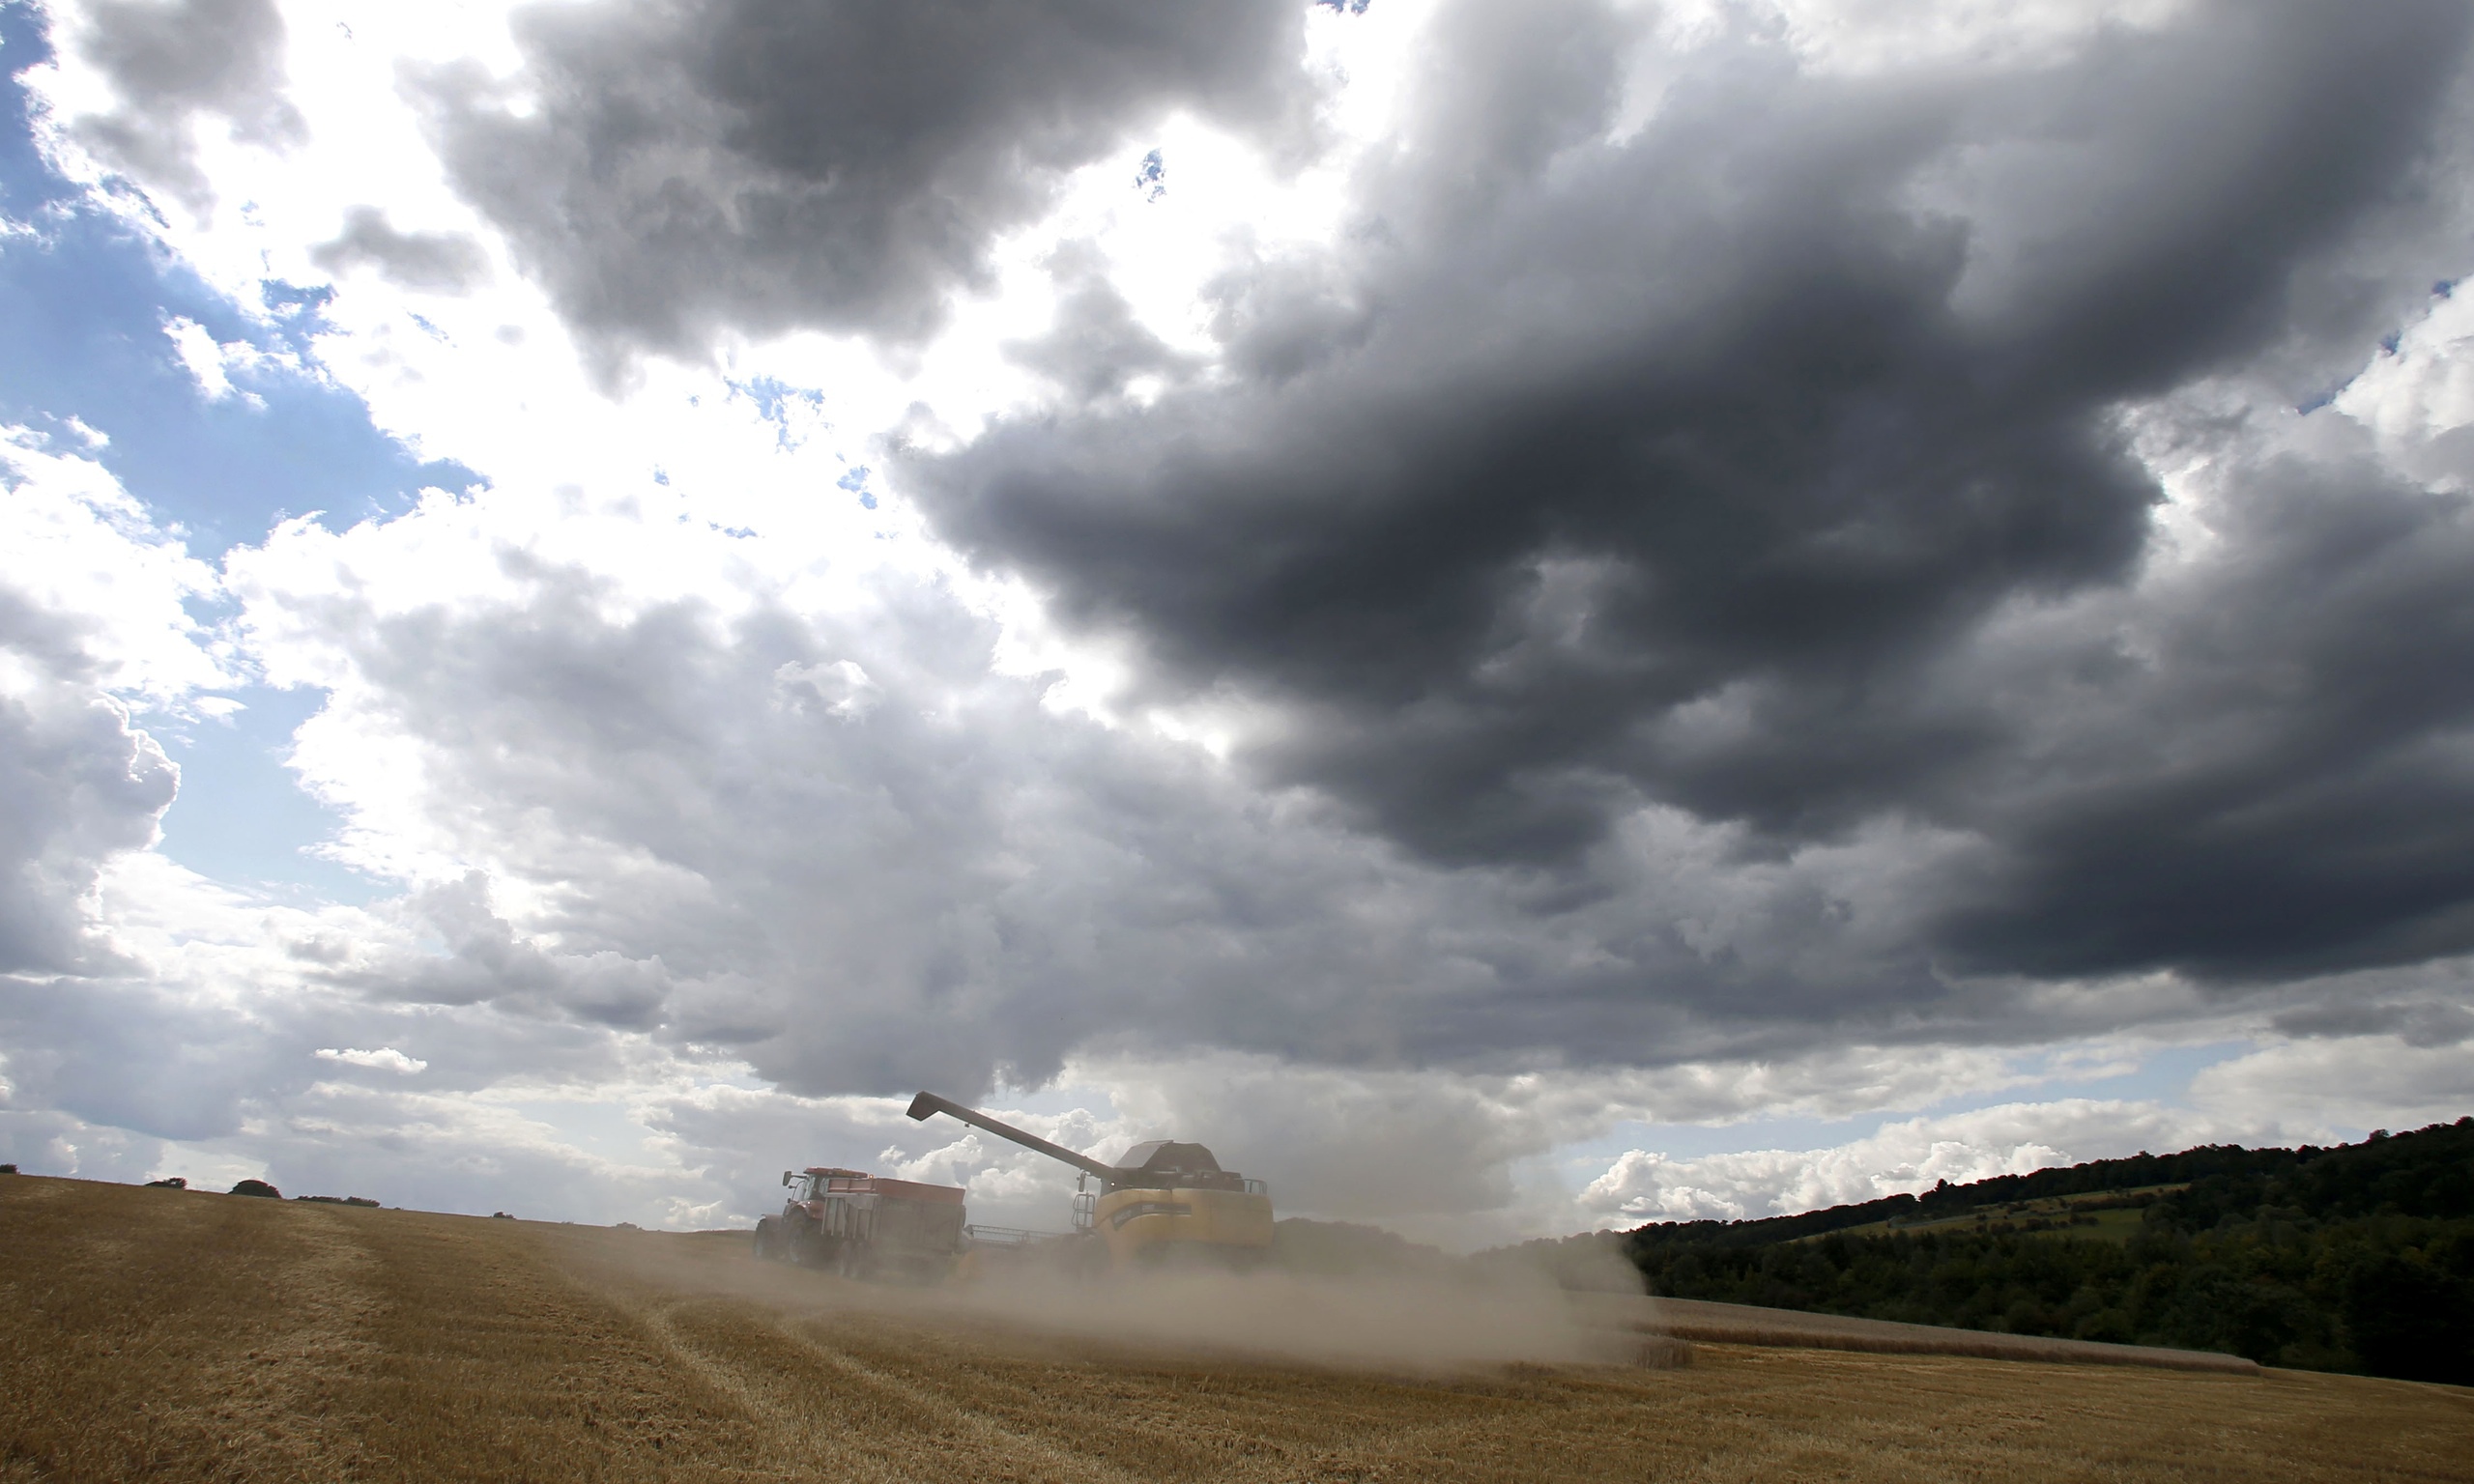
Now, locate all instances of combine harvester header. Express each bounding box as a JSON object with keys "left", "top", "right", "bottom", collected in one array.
[{"left": 906, "top": 1092, "right": 1274, "bottom": 1267}]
